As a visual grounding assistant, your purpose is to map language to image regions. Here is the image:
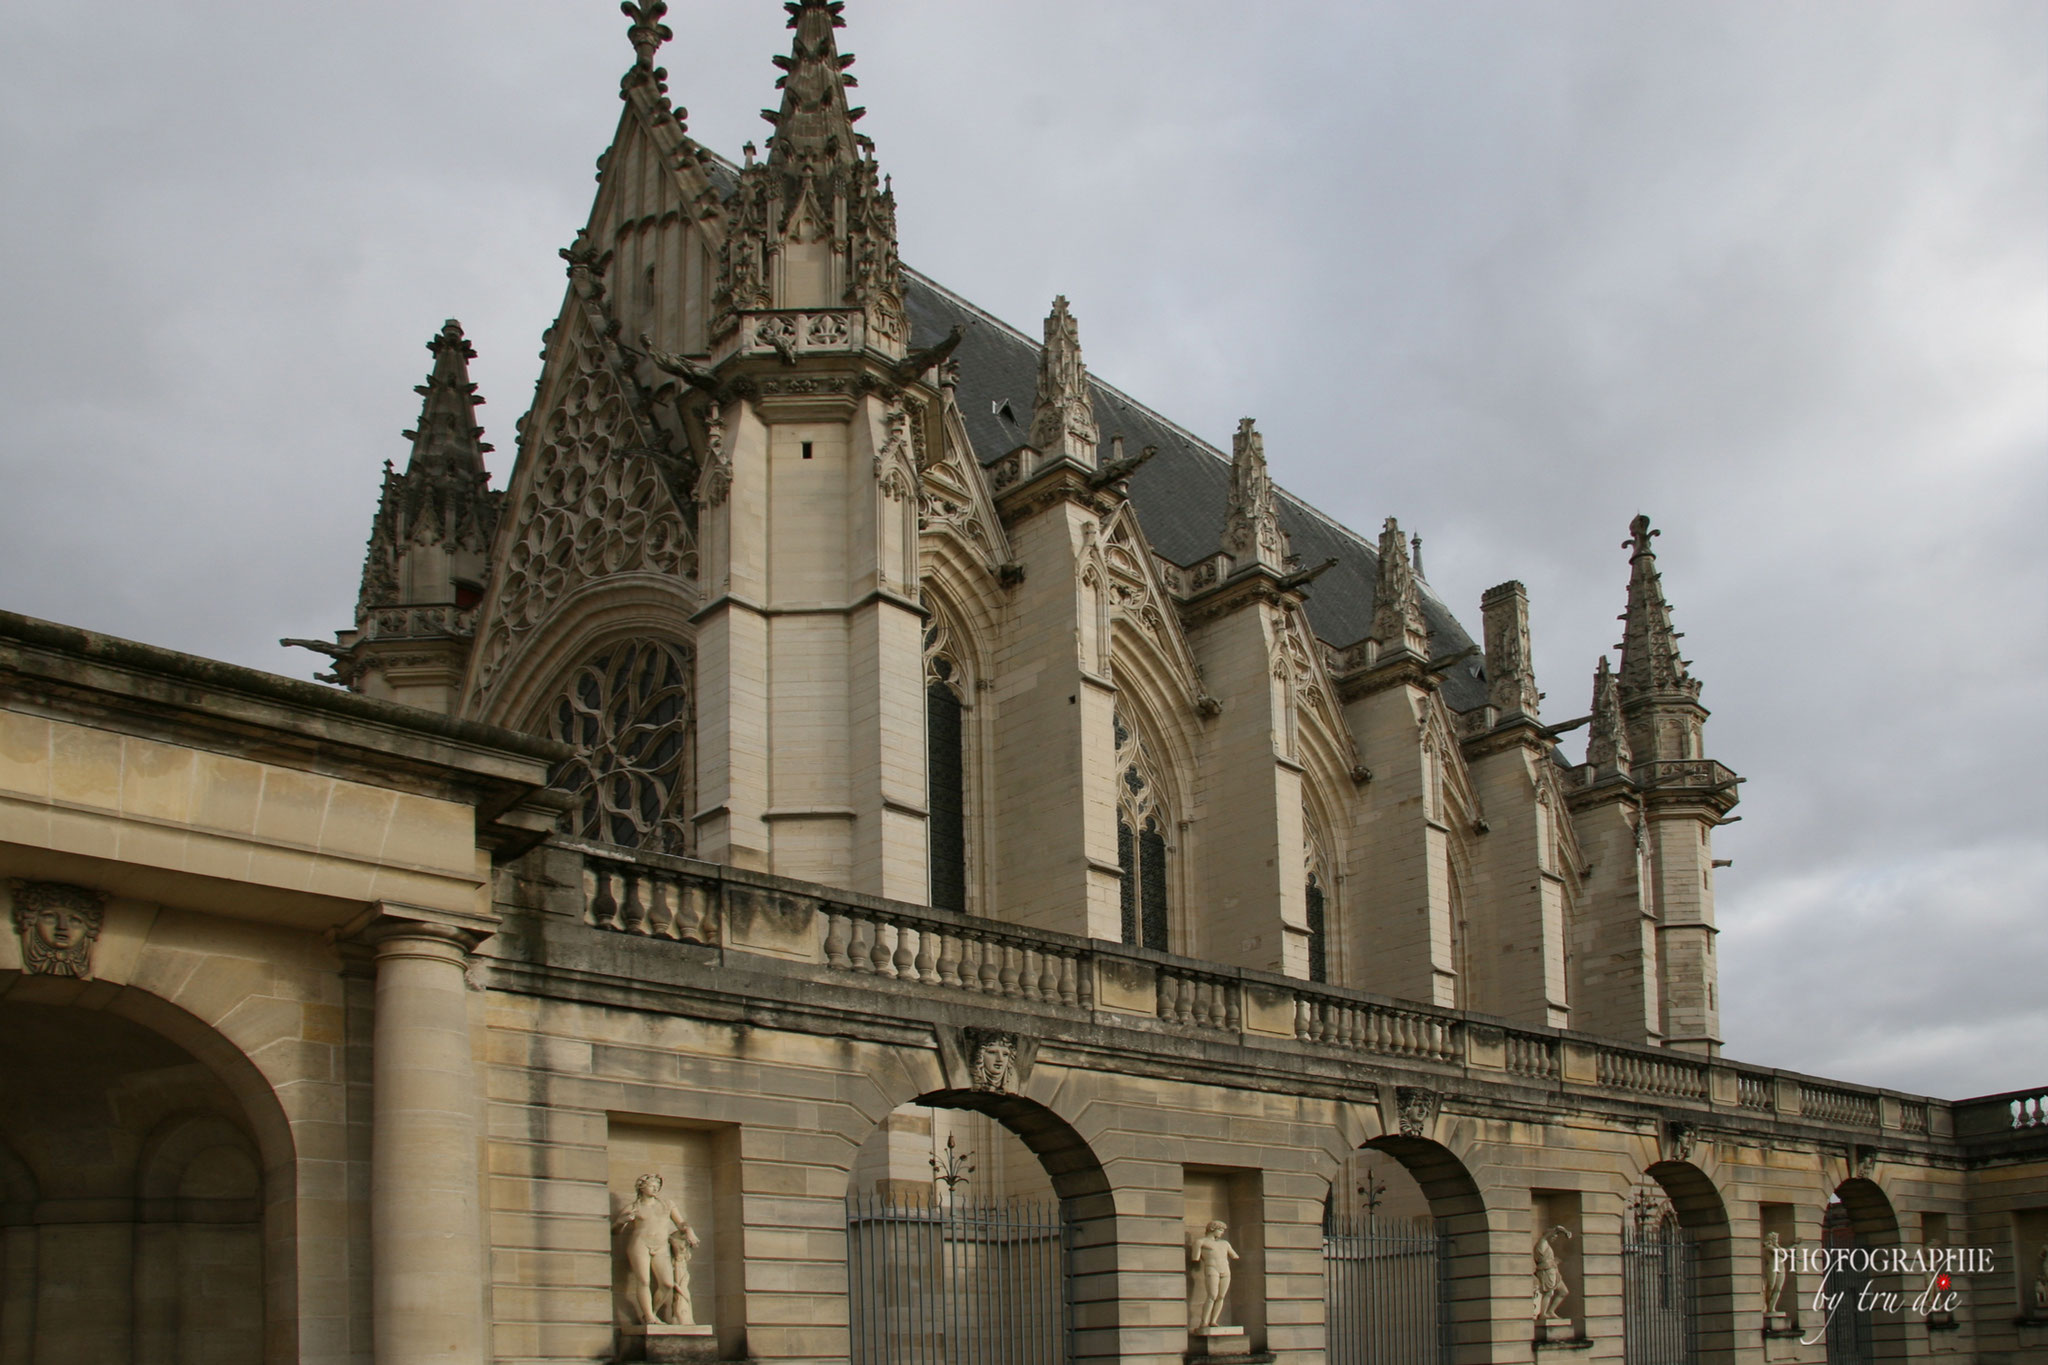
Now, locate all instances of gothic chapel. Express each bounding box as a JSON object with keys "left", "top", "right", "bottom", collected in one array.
[{"left": 2, "top": 5, "right": 2043, "bottom": 1365}]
